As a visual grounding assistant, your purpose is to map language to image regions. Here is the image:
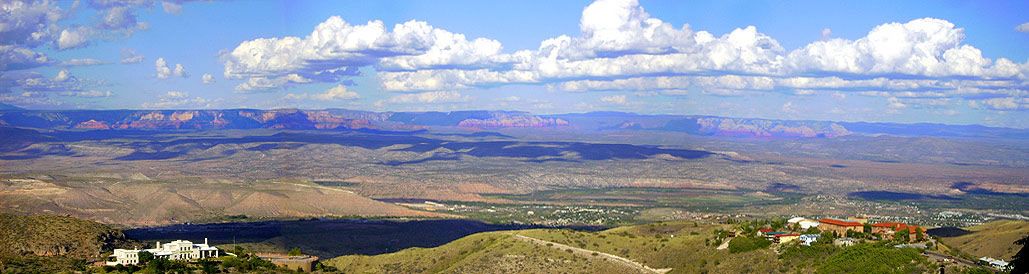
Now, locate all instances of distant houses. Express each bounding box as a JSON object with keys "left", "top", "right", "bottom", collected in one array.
[
  {"left": 750, "top": 217, "right": 926, "bottom": 248},
  {"left": 106, "top": 239, "right": 219, "bottom": 266}
]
